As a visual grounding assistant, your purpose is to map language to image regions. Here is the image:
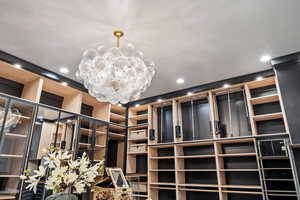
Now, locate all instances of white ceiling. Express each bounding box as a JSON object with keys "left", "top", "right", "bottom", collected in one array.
[{"left": 1, "top": 0, "right": 300, "bottom": 99}]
